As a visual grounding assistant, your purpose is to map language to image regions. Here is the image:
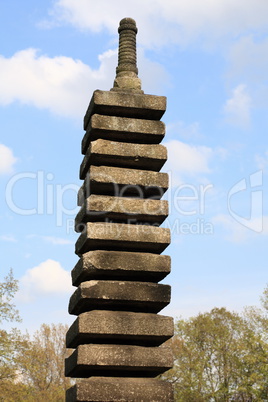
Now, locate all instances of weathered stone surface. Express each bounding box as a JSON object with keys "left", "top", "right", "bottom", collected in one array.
[
  {"left": 75, "top": 222, "right": 170, "bottom": 255},
  {"left": 82, "top": 114, "right": 165, "bottom": 153},
  {"left": 83, "top": 90, "right": 166, "bottom": 130},
  {"left": 66, "top": 377, "right": 174, "bottom": 402},
  {"left": 78, "top": 165, "right": 168, "bottom": 204},
  {"left": 111, "top": 18, "right": 143, "bottom": 93},
  {"left": 71, "top": 250, "right": 170, "bottom": 285},
  {"left": 65, "top": 344, "right": 173, "bottom": 378},
  {"left": 65, "top": 16, "right": 174, "bottom": 401},
  {"left": 112, "top": 76, "right": 143, "bottom": 92},
  {"left": 75, "top": 195, "right": 168, "bottom": 229},
  {"left": 66, "top": 310, "right": 174, "bottom": 348},
  {"left": 80, "top": 139, "right": 167, "bottom": 177},
  {"left": 68, "top": 280, "right": 171, "bottom": 315}
]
